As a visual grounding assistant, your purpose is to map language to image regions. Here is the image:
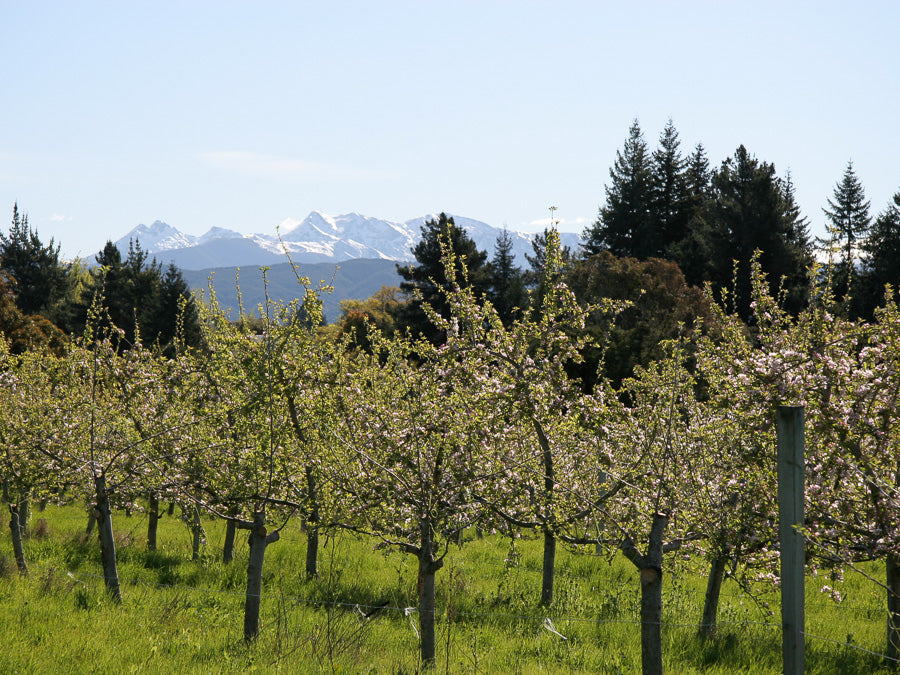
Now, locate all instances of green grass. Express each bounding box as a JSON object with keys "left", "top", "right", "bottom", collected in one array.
[{"left": 0, "top": 504, "right": 893, "bottom": 673}]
